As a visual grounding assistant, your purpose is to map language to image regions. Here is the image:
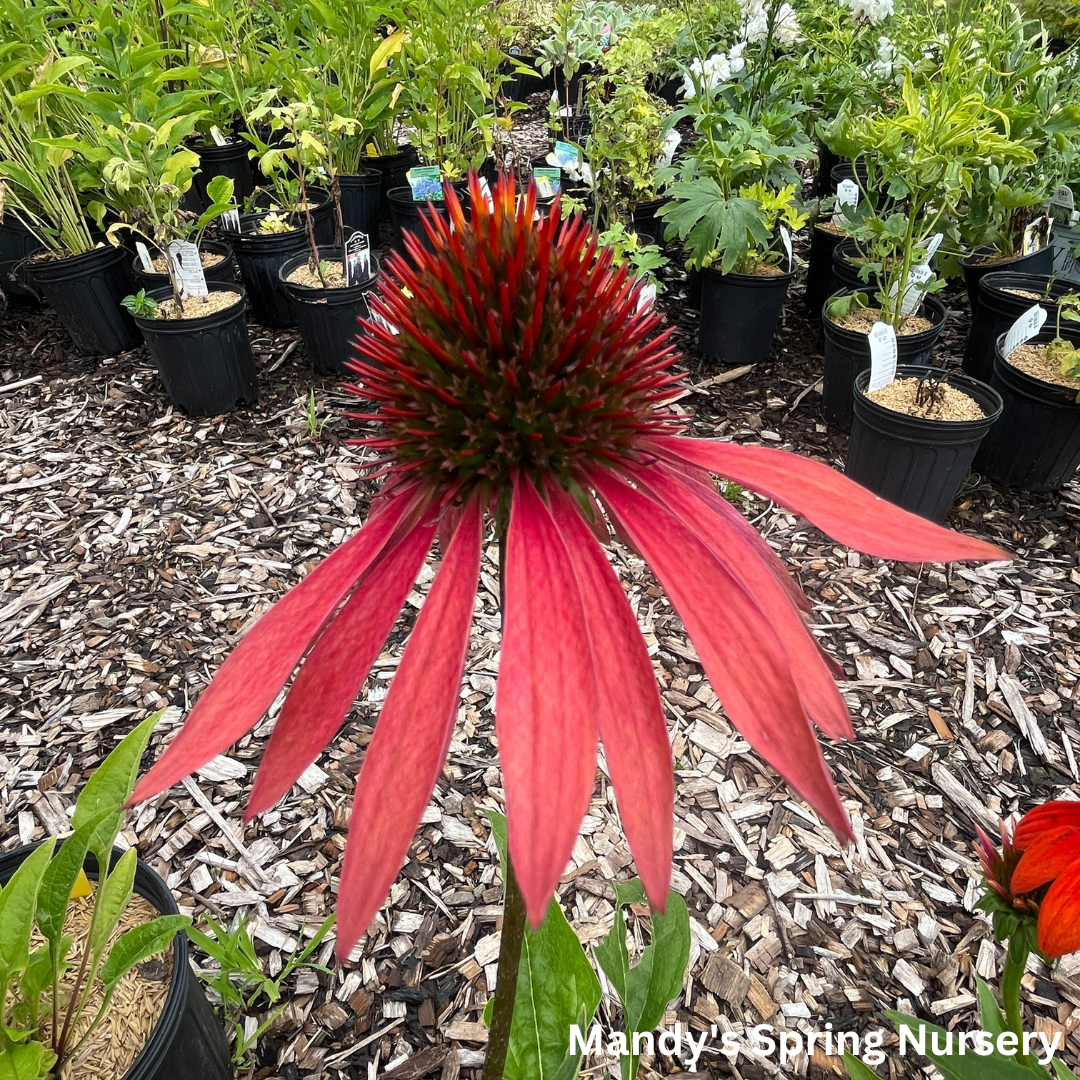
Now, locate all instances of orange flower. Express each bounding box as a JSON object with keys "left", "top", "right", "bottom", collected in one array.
[{"left": 1011, "top": 801, "right": 1080, "bottom": 959}]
